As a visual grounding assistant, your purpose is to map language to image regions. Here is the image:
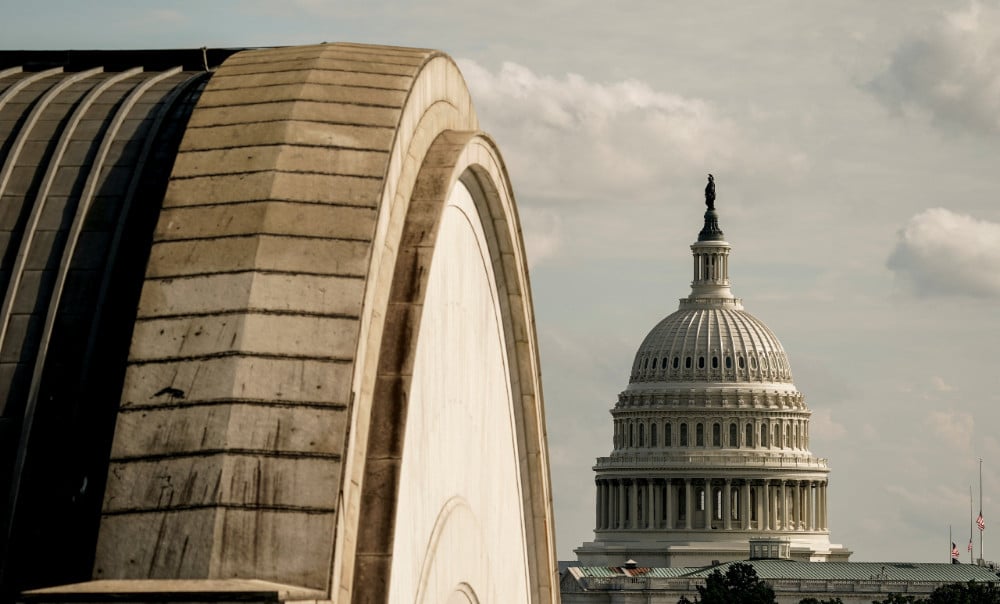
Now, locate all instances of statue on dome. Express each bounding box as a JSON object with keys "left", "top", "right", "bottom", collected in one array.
[{"left": 705, "top": 174, "right": 716, "bottom": 210}]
